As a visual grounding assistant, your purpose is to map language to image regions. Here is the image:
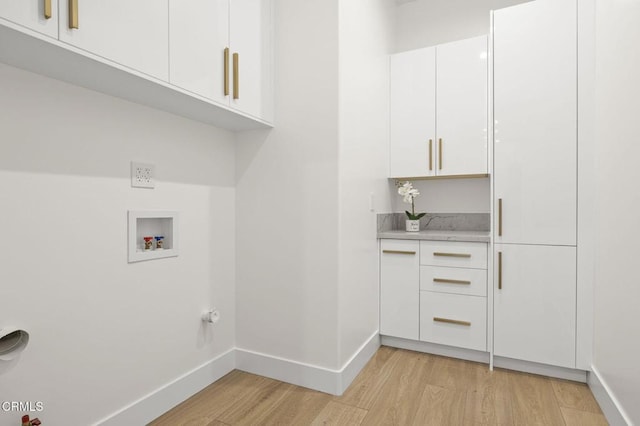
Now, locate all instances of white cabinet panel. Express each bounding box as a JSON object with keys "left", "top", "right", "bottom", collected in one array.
[
  {"left": 229, "top": 0, "right": 273, "bottom": 120},
  {"left": 493, "top": 0, "right": 576, "bottom": 246},
  {"left": 420, "top": 240, "right": 487, "bottom": 269},
  {"left": 494, "top": 244, "right": 576, "bottom": 368},
  {"left": 0, "top": 0, "right": 57, "bottom": 38},
  {"left": 420, "top": 266, "right": 486, "bottom": 297},
  {"left": 58, "top": 0, "right": 169, "bottom": 81},
  {"left": 389, "top": 47, "right": 436, "bottom": 178},
  {"left": 420, "top": 291, "right": 487, "bottom": 351},
  {"left": 169, "top": 0, "right": 229, "bottom": 104},
  {"left": 437, "top": 35, "right": 488, "bottom": 176},
  {"left": 380, "top": 240, "right": 419, "bottom": 340}
]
